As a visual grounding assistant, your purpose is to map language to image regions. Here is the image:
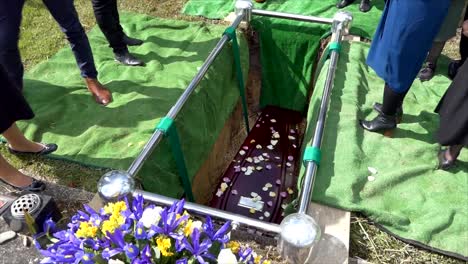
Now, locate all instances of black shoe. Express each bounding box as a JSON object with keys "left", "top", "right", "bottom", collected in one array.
[
  {"left": 448, "top": 60, "right": 461, "bottom": 80},
  {"left": 336, "top": 0, "right": 356, "bottom": 8},
  {"left": 0, "top": 178, "right": 46, "bottom": 192},
  {"left": 123, "top": 35, "right": 143, "bottom": 46},
  {"left": 438, "top": 149, "right": 456, "bottom": 170},
  {"left": 359, "top": 113, "right": 397, "bottom": 135},
  {"left": 373, "top": 102, "right": 403, "bottom": 123},
  {"left": 359, "top": 0, "right": 371, "bottom": 12},
  {"left": 8, "top": 143, "right": 57, "bottom": 156},
  {"left": 115, "top": 52, "right": 144, "bottom": 66},
  {"left": 418, "top": 63, "right": 436, "bottom": 81}
]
